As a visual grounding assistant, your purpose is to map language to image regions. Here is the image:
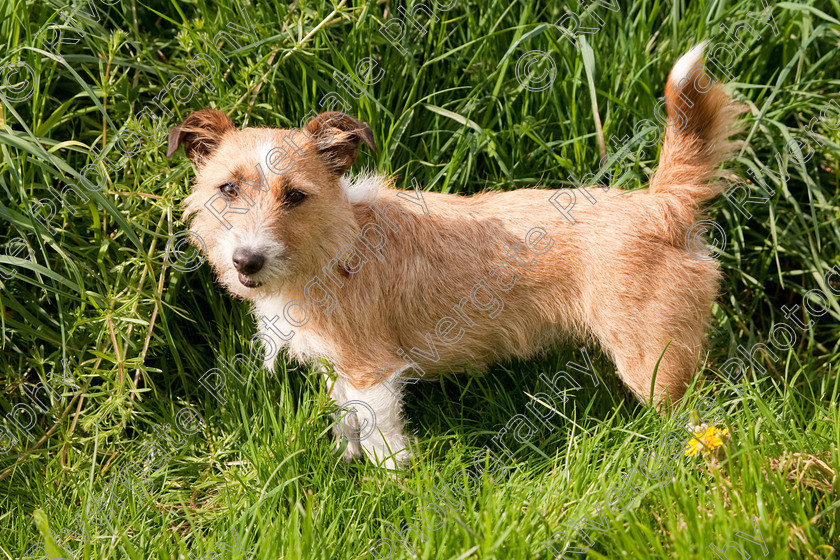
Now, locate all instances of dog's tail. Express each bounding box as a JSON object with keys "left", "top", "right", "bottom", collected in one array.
[{"left": 649, "top": 42, "right": 745, "bottom": 207}]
